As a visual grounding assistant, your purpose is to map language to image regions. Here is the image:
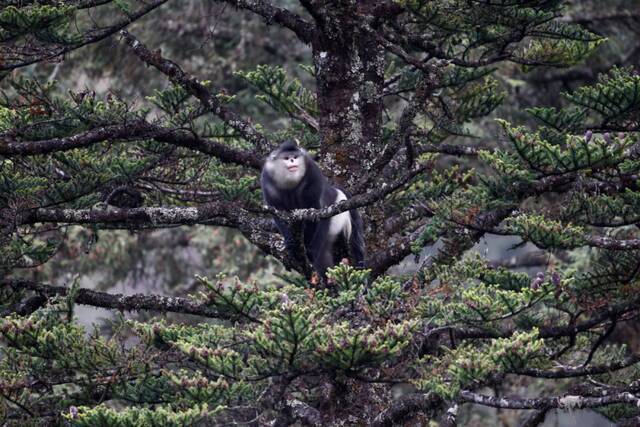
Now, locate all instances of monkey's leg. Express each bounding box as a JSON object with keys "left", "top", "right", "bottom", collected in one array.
[
  {"left": 312, "top": 242, "right": 334, "bottom": 279},
  {"left": 309, "top": 220, "right": 335, "bottom": 278},
  {"left": 349, "top": 209, "right": 366, "bottom": 268}
]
